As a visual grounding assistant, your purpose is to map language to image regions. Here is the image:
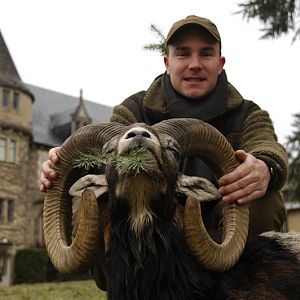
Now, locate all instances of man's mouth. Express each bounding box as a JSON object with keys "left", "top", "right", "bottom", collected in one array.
[{"left": 184, "top": 77, "right": 205, "bottom": 82}]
